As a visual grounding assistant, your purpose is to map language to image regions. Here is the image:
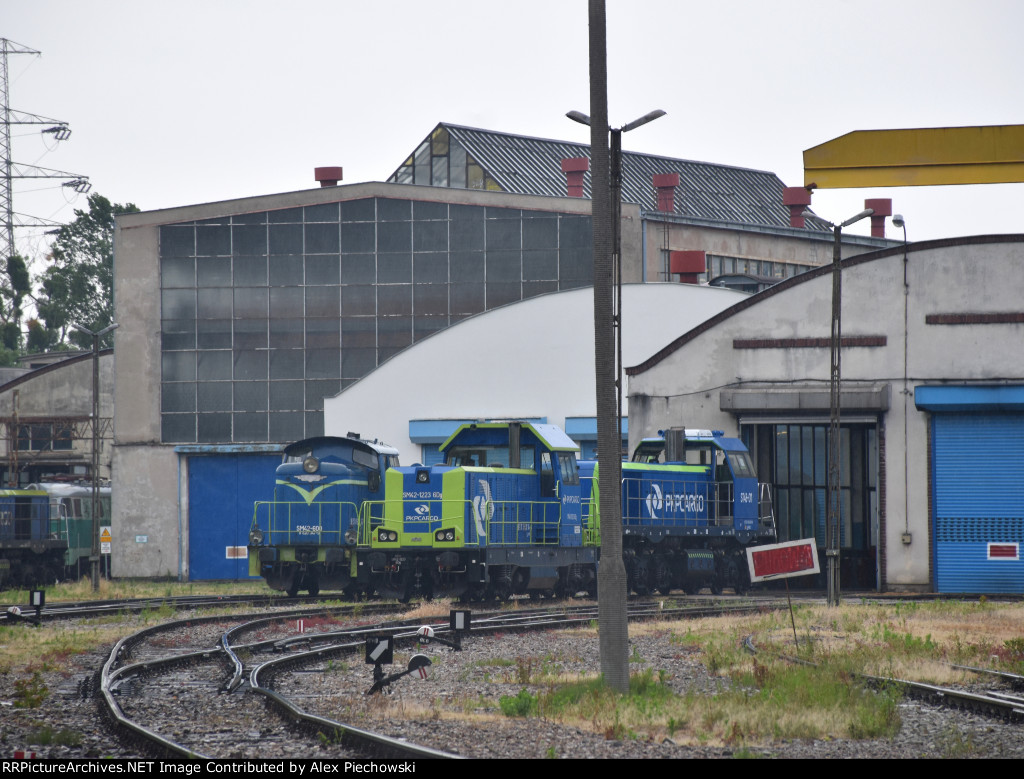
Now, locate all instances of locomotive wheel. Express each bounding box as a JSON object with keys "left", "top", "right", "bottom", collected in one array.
[
  {"left": 286, "top": 580, "right": 301, "bottom": 598},
  {"left": 652, "top": 556, "right": 672, "bottom": 596},
  {"left": 627, "top": 557, "right": 650, "bottom": 596},
  {"left": 307, "top": 578, "right": 320, "bottom": 597},
  {"left": 723, "top": 556, "right": 749, "bottom": 595}
]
